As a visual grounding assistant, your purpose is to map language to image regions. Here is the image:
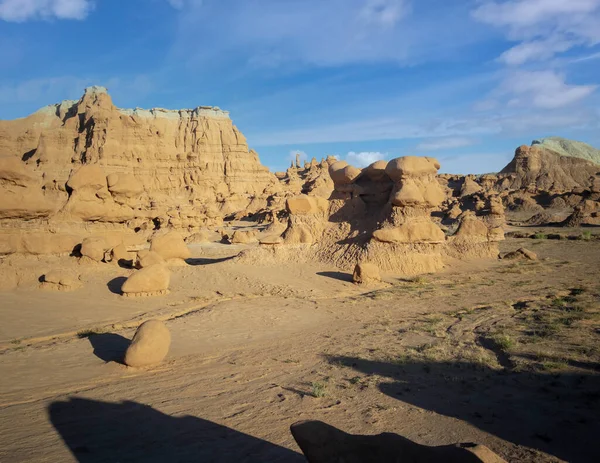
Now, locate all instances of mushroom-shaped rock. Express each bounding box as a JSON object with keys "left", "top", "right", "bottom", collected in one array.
[
  {"left": 150, "top": 231, "right": 191, "bottom": 261},
  {"left": 121, "top": 264, "right": 170, "bottom": 297},
  {"left": 391, "top": 181, "right": 425, "bottom": 207},
  {"left": 80, "top": 237, "right": 108, "bottom": 262},
  {"left": 124, "top": 320, "right": 171, "bottom": 367},
  {"left": 353, "top": 263, "right": 381, "bottom": 285},
  {"left": 385, "top": 156, "right": 440, "bottom": 181},
  {"left": 364, "top": 160, "right": 389, "bottom": 182},
  {"left": 329, "top": 161, "right": 361, "bottom": 186},
  {"left": 135, "top": 250, "right": 166, "bottom": 268}
]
